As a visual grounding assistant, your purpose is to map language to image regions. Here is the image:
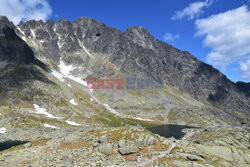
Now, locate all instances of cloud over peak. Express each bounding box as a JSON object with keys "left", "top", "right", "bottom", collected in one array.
[
  {"left": 195, "top": 5, "right": 250, "bottom": 79},
  {"left": 0, "top": 0, "right": 52, "bottom": 25},
  {"left": 171, "top": 0, "right": 212, "bottom": 20},
  {"left": 164, "top": 33, "right": 180, "bottom": 42}
]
